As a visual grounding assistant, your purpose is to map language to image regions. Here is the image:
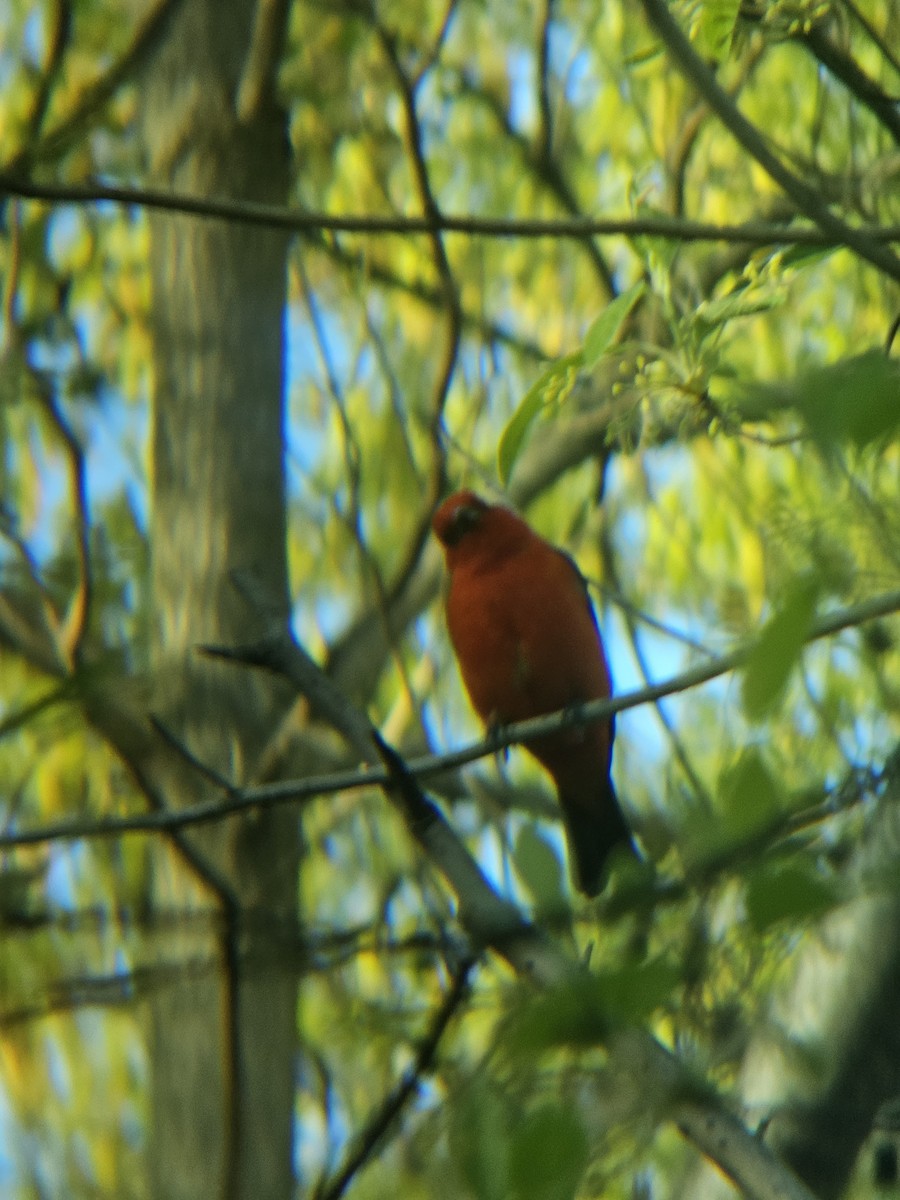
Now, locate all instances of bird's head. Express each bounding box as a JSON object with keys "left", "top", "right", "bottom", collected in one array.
[
  {"left": 432, "top": 490, "right": 530, "bottom": 567},
  {"left": 432, "top": 490, "right": 489, "bottom": 549}
]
